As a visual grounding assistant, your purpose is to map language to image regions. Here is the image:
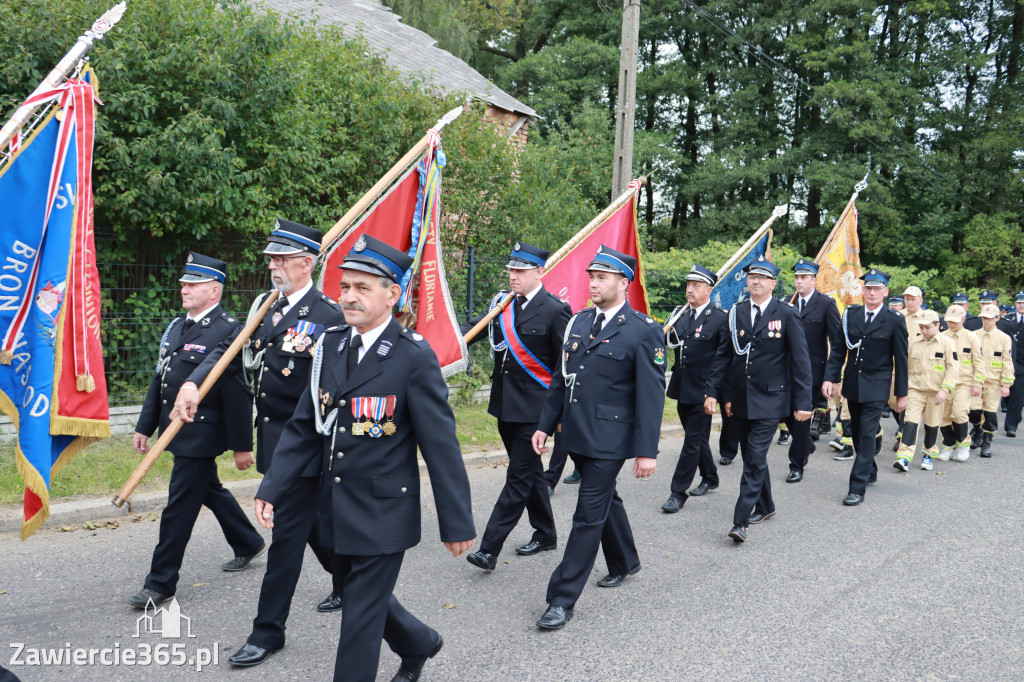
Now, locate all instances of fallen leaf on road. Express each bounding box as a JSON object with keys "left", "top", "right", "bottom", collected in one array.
[
  {"left": 82, "top": 522, "right": 95, "bottom": 530},
  {"left": 61, "top": 526, "right": 73, "bottom": 532},
  {"left": 443, "top": 603, "right": 455, "bottom": 609}
]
